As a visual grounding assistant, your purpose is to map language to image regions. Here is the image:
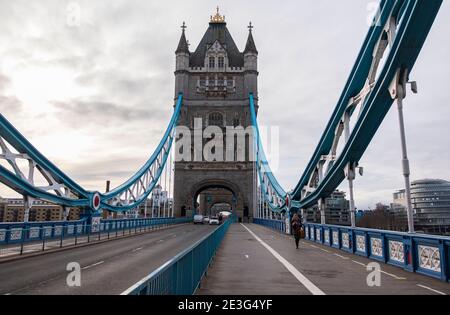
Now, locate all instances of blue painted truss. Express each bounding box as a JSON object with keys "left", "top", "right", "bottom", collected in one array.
[{"left": 0, "top": 94, "right": 183, "bottom": 214}]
